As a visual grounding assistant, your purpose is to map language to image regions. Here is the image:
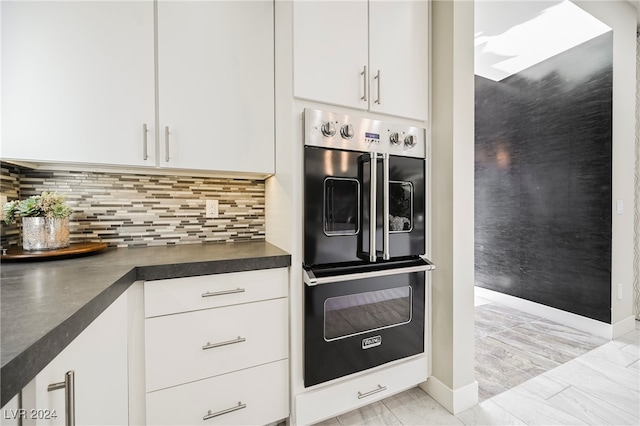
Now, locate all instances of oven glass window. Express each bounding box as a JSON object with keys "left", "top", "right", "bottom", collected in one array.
[
  {"left": 324, "top": 178, "right": 360, "bottom": 236},
  {"left": 389, "top": 181, "right": 413, "bottom": 232},
  {"left": 324, "top": 286, "right": 412, "bottom": 341}
]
